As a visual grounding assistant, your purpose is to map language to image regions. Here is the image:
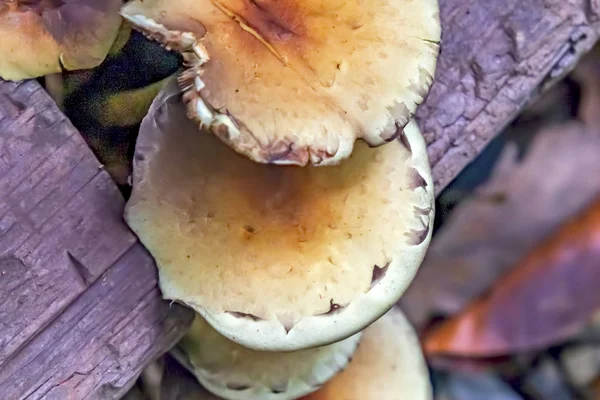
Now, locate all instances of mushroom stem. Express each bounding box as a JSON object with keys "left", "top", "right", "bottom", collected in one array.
[{"left": 44, "top": 72, "right": 64, "bottom": 109}]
